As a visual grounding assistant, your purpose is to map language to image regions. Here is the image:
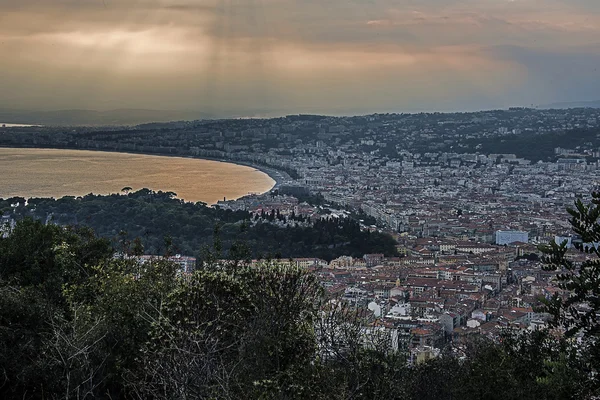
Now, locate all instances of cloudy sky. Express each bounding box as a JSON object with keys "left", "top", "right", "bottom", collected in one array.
[{"left": 1, "top": 0, "right": 599, "bottom": 115}]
